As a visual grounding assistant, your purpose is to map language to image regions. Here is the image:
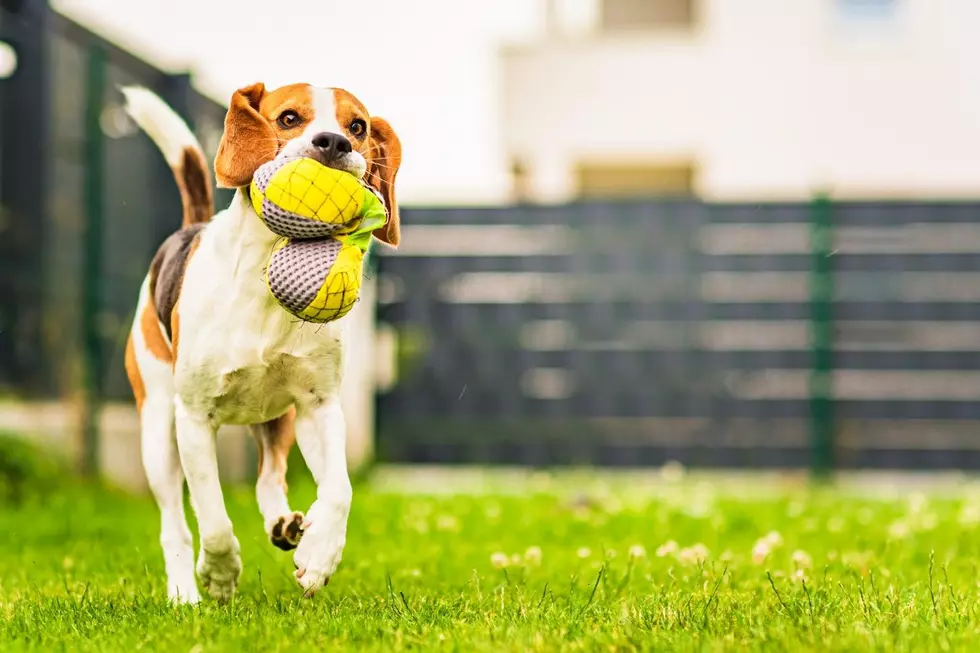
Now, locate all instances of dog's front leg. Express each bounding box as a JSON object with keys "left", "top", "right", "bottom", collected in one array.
[
  {"left": 292, "top": 395, "right": 351, "bottom": 596},
  {"left": 174, "top": 399, "right": 242, "bottom": 602}
]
